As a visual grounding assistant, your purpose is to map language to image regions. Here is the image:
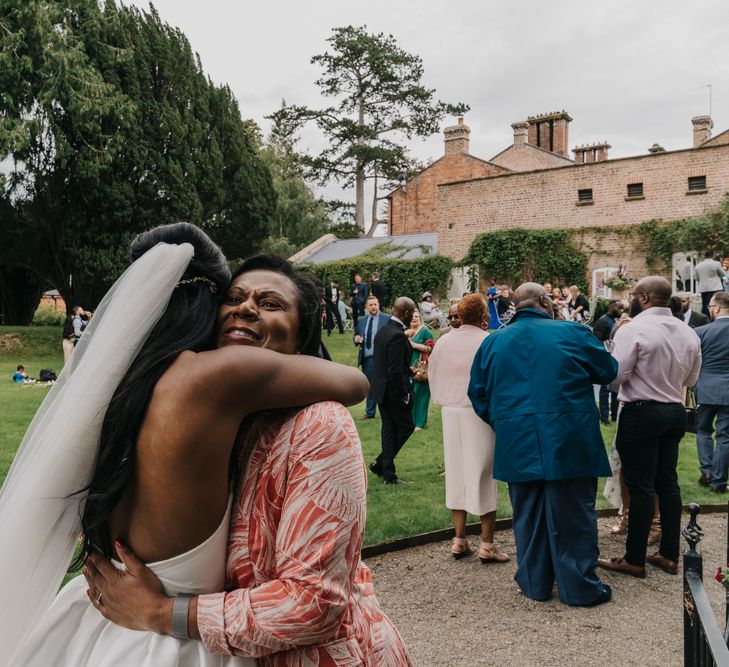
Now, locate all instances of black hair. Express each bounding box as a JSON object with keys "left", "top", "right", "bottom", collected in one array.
[
  {"left": 668, "top": 296, "right": 683, "bottom": 319},
  {"left": 16, "top": 365, "right": 24, "bottom": 371},
  {"left": 230, "top": 255, "right": 322, "bottom": 357},
  {"left": 706, "top": 250, "right": 715, "bottom": 258},
  {"left": 72, "top": 223, "right": 230, "bottom": 568}
]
